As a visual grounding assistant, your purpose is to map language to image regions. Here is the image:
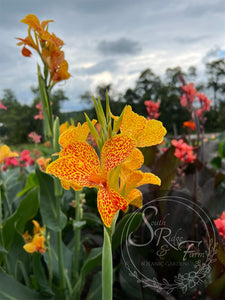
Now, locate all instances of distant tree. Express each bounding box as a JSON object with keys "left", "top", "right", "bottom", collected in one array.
[
  {"left": 0, "top": 89, "right": 35, "bottom": 144},
  {"left": 206, "top": 59, "right": 225, "bottom": 104}
]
